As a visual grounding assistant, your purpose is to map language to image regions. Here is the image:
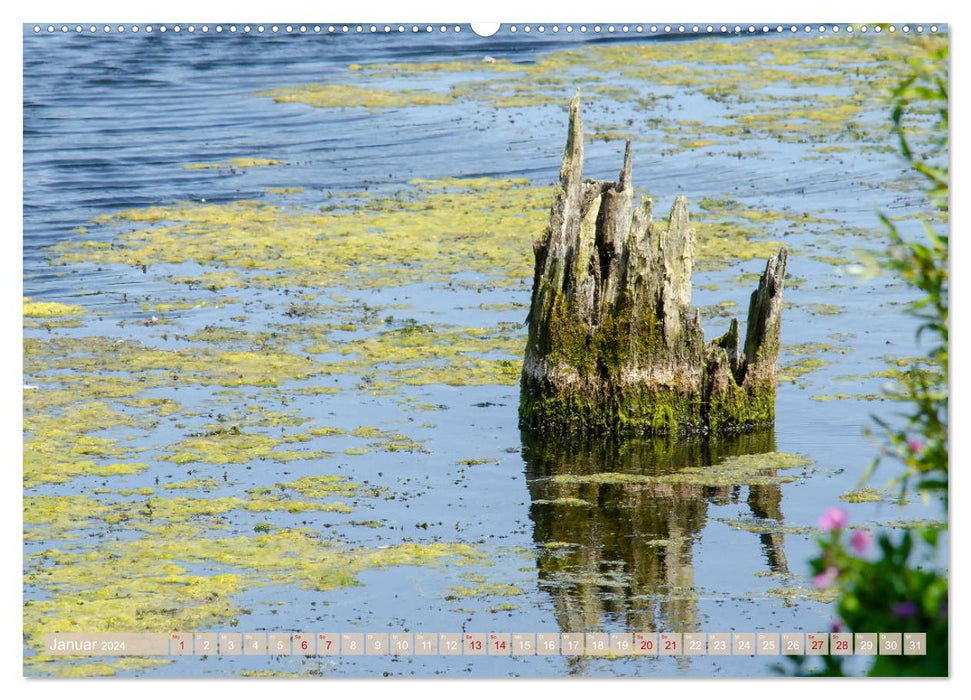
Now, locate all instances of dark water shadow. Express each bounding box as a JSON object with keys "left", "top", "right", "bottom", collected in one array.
[{"left": 521, "top": 428, "right": 788, "bottom": 646}]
